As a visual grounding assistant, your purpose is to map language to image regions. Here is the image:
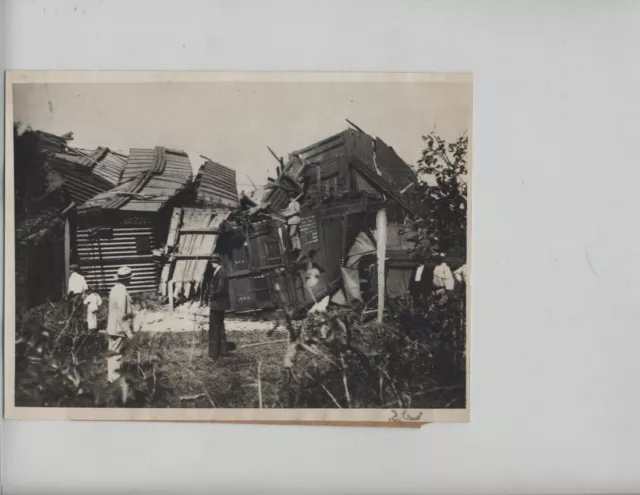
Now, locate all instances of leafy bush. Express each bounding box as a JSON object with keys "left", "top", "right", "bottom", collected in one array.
[
  {"left": 275, "top": 289, "right": 466, "bottom": 409},
  {"left": 15, "top": 299, "right": 170, "bottom": 407}
]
